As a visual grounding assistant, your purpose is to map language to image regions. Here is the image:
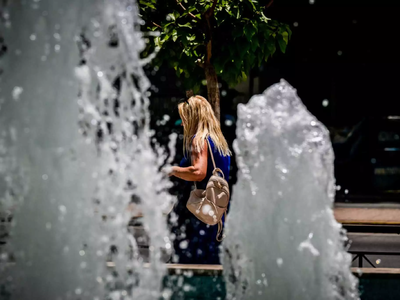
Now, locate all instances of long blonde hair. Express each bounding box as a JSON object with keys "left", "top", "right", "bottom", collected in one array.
[{"left": 178, "top": 95, "right": 231, "bottom": 157}]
